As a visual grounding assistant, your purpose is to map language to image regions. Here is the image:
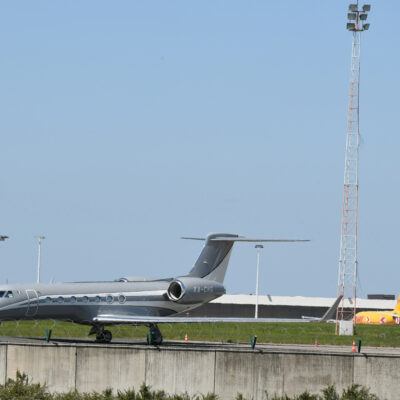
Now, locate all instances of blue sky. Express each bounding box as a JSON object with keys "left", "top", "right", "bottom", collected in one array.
[{"left": 0, "top": 1, "right": 398, "bottom": 298}]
